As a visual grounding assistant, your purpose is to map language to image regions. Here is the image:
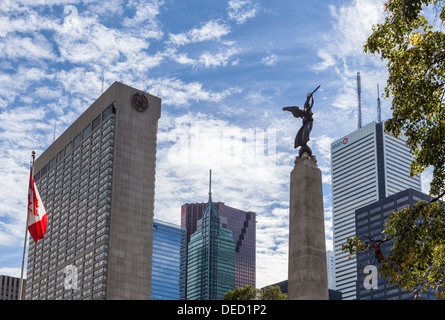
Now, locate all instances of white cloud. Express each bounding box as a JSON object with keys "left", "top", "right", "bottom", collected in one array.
[
  {"left": 228, "top": 0, "right": 258, "bottom": 24},
  {"left": 312, "top": 134, "right": 334, "bottom": 162},
  {"left": 261, "top": 53, "right": 278, "bottom": 66},
  {"left": 122, "top": 0, "right": 164, "bottom": 39},
  {"left": 55, "top": 12, "right": 151, "bottom": 66},
  {"left": 312, "top": 49, "right": 335, "bottom": 72},
  {"left": 0, "top": 34, "right": 56, "bottom": 61},
  {"left": 198, "top": 47, "right": 239, "bottom": 68},
  {"left": 0, "top": 267, "right": 21, "bottom": 278},
  {"left": 146, "top": 77, "right": 241, "bottom": 106},
  {"left": 168, "top": 20, "right": 230, "bottom": 46},
  {"left": 312, "top": 0, "right": 387, "bottom": 73},
  {"left": 328, "top": 0, "right": 386, "bottom": 59},
  {"left": 167, "top": 46, "right": 239, "bottom": 69},
  {"left": 165, "top": 20, "right": 239, "bottom": 68}
]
